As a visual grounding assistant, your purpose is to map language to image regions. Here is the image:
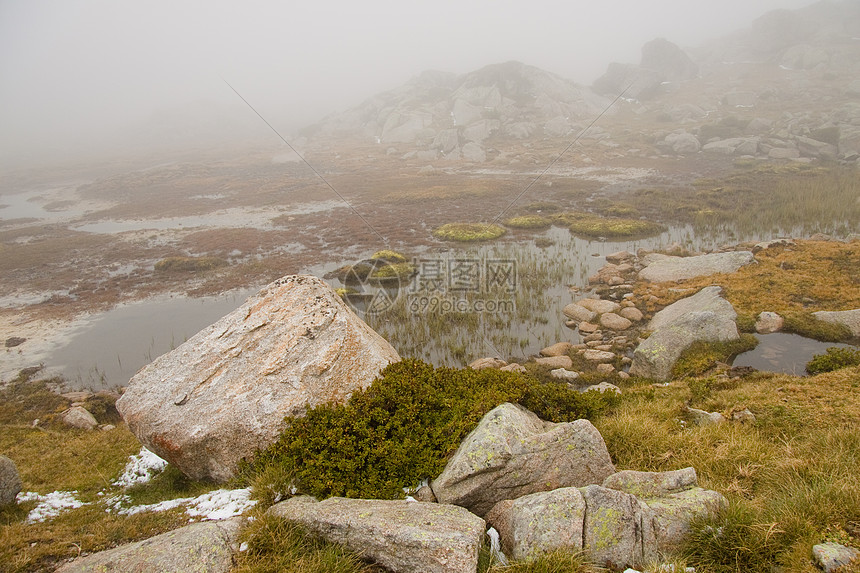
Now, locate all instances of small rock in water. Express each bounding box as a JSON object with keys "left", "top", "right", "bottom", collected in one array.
[
  {"left": 470, "top": 357, "right": 508, "bottom": 370},
  {"left": 540, "top": 342, "right": 573, "bottom": 357},
  {"left": 536, "top": 355, "right": 574, "bottom": 369}
]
